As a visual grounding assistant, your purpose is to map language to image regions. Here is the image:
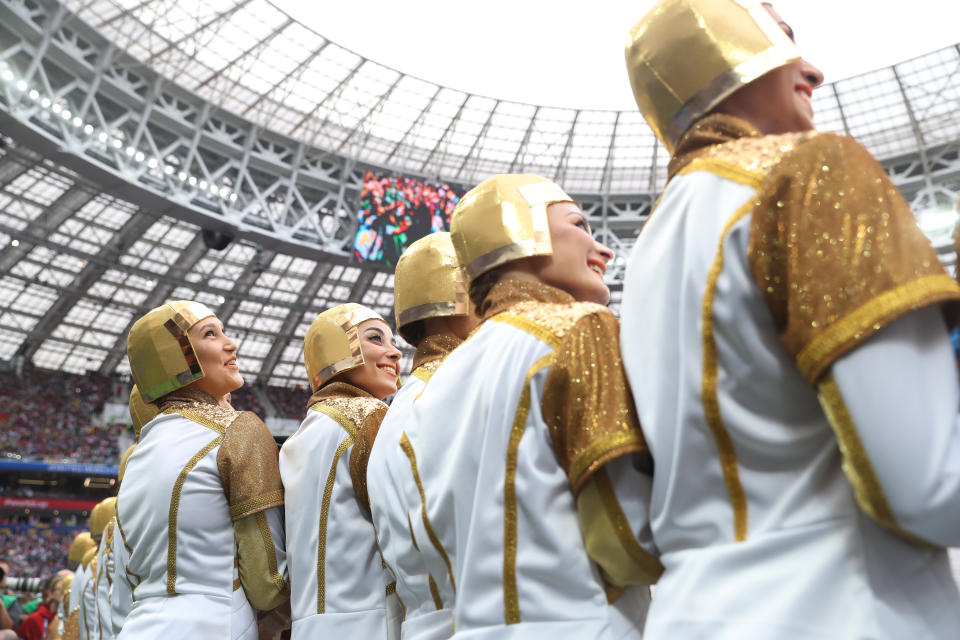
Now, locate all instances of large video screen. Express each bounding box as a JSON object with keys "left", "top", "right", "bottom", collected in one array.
[{"left": 353, "top": 171, "right": 463, "bottom": 266}]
